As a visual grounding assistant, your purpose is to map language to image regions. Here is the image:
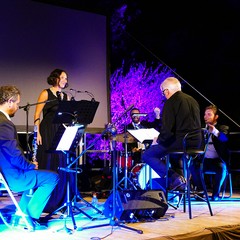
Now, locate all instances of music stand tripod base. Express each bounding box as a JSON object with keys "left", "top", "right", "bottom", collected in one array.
[
  {"left": 77, "top": 135, "right": 143, "bottom": 234},
  {"left": 45, "top": 100, "right": 100, "bottom": 233}
]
